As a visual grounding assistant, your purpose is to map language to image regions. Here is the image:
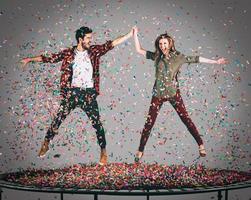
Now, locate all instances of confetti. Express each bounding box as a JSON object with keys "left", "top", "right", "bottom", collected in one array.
[{"left": 4, "top": 163, "right": 251, "bottom": 190}]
